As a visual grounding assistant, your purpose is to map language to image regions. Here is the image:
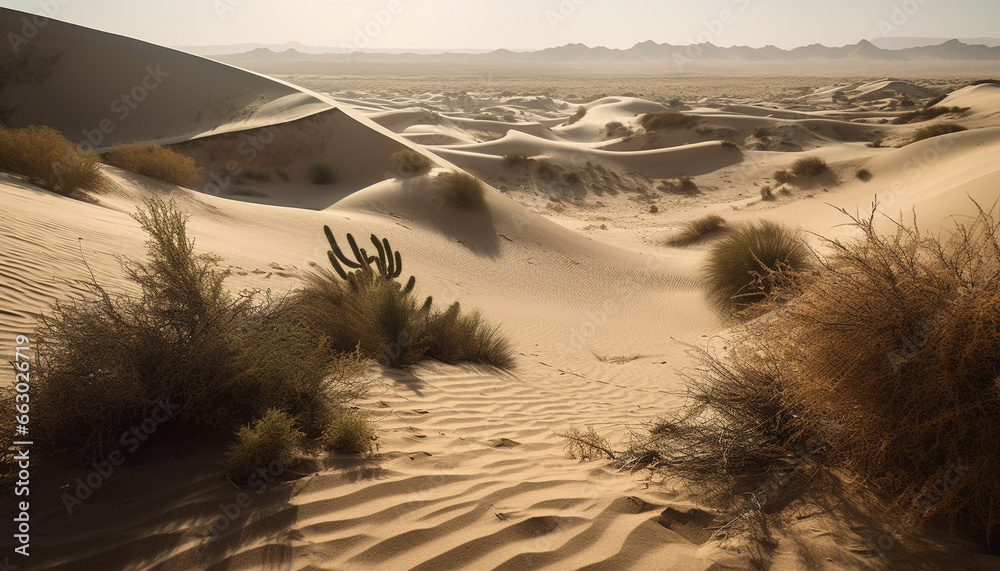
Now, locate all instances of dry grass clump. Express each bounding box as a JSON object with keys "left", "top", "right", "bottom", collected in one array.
[
  {"left": 856, "top": 168, "right": 873, "bottom": 182},
  {"left": 25, "top": 199, "right": 370, "bottom": 471},
  {"left": 703, "top": 220, "right": 811, "bottom": 313},
  {"left": 0, "top": 125, "right": 104, "bottom": 196},
  {"left": 790, "top": 156, "right": 828, "bottom": 177},
  {"left": 322, "top": 410, "right": 377, "bottom": 455},
  {"left": 227, "top": 409, "right": 304, "bottom": 483},
  {"left": 891, "top": 106, "right": 967, "bottom": 124},
  {"left": 910, "top": 123, "right": 967, "bottom": 144},
  {"left": 105, "top": 143, "right": 202, "bottom": 185},
  {"left": 390, "top": 149, "right": 434, "bottom": 178},
  {"left": 603, "top": 121, "right": 634, "bottom": 139},
  {"left": 502, "top": 152, "right": 531, "bottom": 167},
  {"left": 437, "top": 171, "right": 487, "bottom": 209},
  {"left": 286, "top": 229, "right": 515, "bottom": 370},
  {"left": 666, "top": 214, "right": 728, "bottom": 246},
  {"left": 773, "top": 170, "right": 793, "bottom": 185},
  {"left": 639, "top": 110, "right": 699, "bottom": 131}
]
